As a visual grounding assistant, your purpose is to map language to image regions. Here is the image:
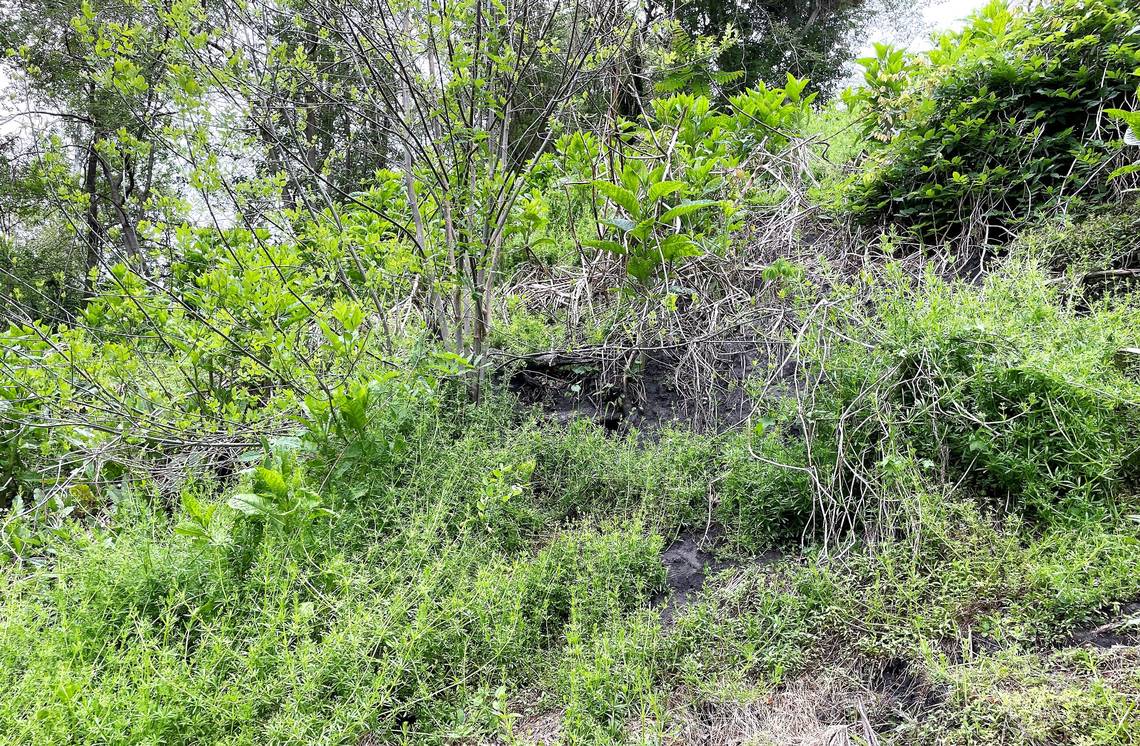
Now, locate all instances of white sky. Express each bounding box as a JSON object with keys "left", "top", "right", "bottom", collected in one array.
[
  {"left": 924, "top": 0, "right": 993, "bottom": 28},
  {"left": 868, "top": 0, "right": 994, "bottom": 53},
  {"left": 915, "top": 0, "right": 994, "bottom": 44}
]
